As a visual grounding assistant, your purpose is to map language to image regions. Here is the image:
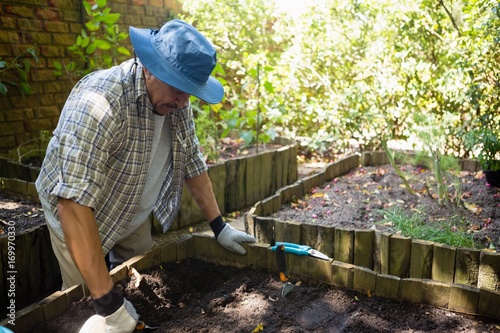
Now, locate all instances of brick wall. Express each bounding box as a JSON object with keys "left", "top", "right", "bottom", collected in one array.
[{"left": 0, "top": 0, "right": 181, "bottom": 155}]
